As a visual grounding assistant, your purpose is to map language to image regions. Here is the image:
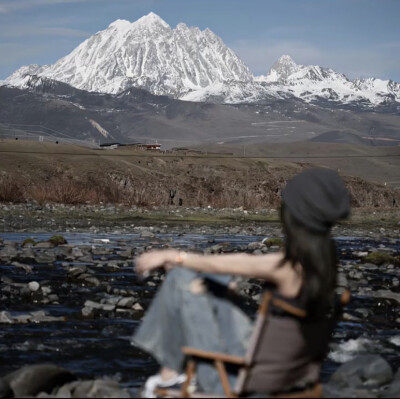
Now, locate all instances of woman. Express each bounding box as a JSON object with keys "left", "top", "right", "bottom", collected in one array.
[{"left": 133, "top": 168, "right": 350, "bottom": 397}]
